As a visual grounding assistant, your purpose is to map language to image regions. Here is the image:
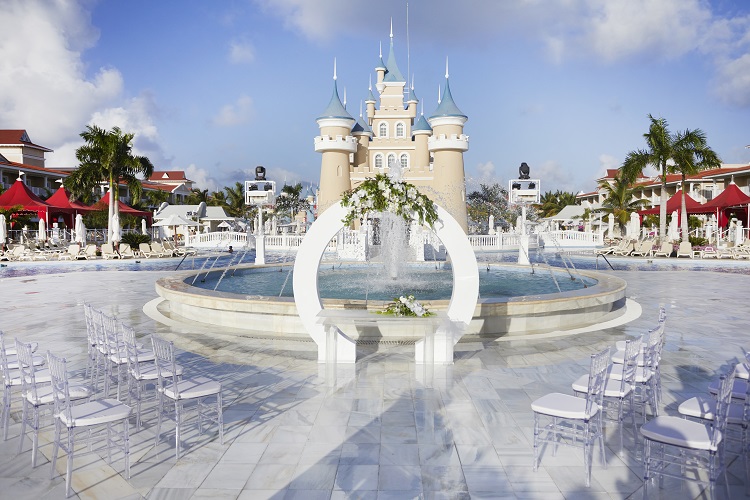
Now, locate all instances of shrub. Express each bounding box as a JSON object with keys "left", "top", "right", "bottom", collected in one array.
[
  {"left": 121, "top": 232, "right": 151, "bottom": 249},
  {"left": 687, "top": 236, "right": 708, "bottom": 247}
]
